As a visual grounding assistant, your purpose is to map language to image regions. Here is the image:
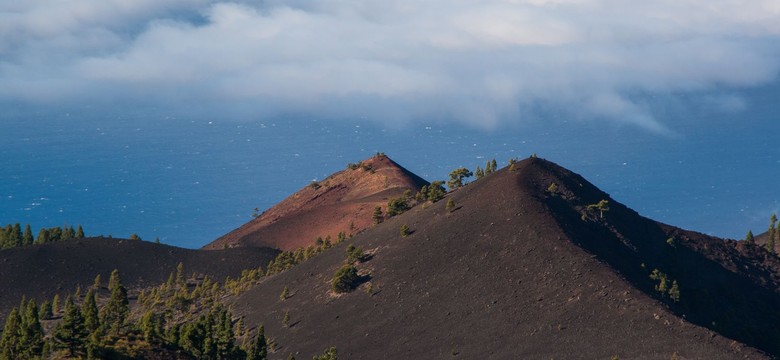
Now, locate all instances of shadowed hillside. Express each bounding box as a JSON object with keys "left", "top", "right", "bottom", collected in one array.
[
  {"left": 229, "top": 157, "right": 777, "bottom": 359},
  {"left": 0, "top": 237, "right": 279, "bottom": 319},
  {"left": 205, "top": 154, "right": 428, "bottom": 251}
]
